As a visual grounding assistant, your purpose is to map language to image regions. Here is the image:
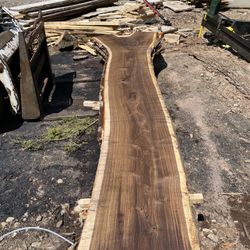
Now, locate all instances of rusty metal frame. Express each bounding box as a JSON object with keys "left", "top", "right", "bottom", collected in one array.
[{"left": 0, "top": 7, "right": 53, "bottom": 120}]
